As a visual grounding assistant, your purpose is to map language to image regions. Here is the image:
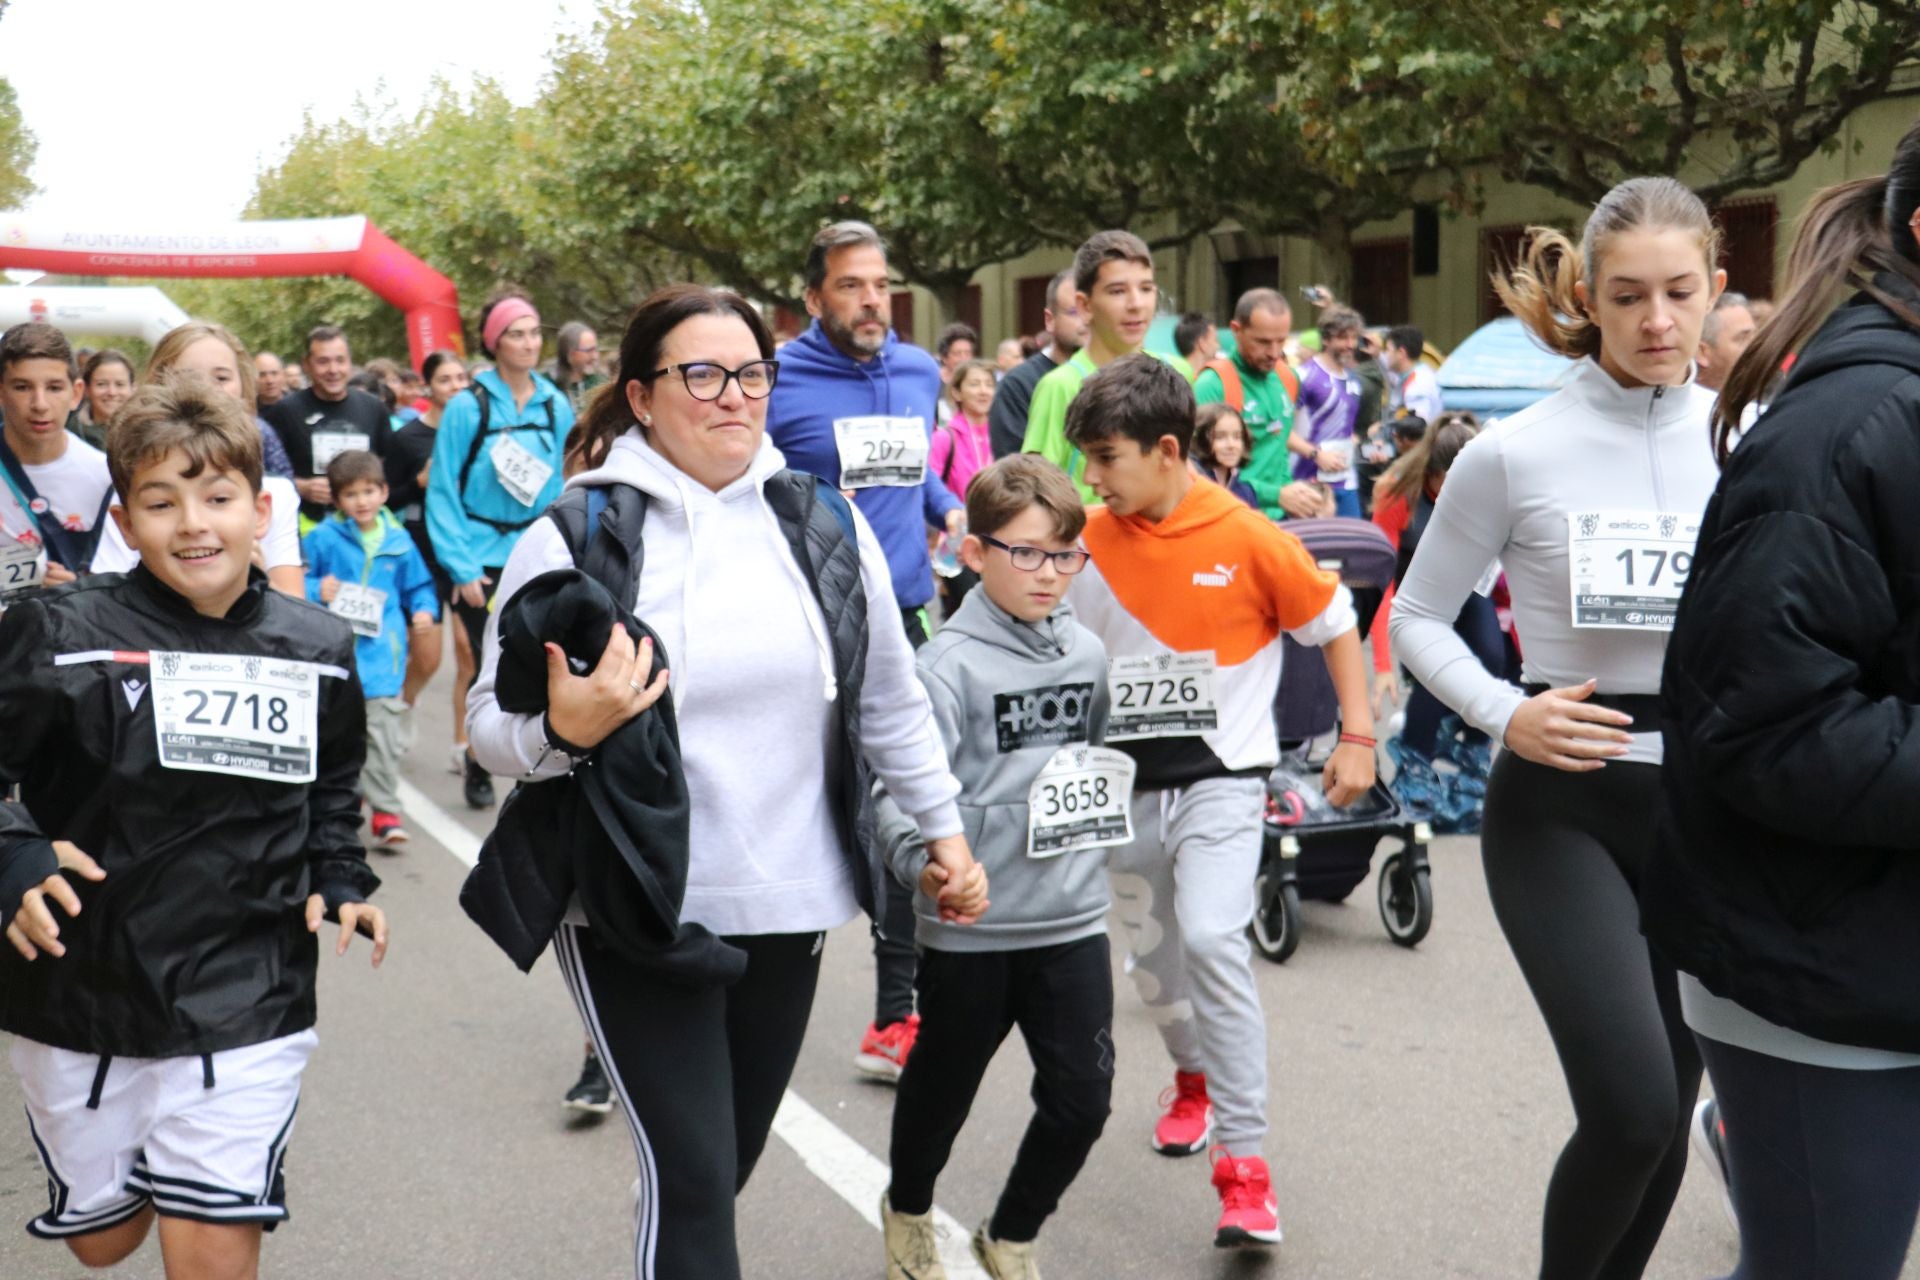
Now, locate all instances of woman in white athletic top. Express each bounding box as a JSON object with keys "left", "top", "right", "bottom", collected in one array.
[{"left": 1389, "top": 177, "right": 1723, "bottom": 1279}]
